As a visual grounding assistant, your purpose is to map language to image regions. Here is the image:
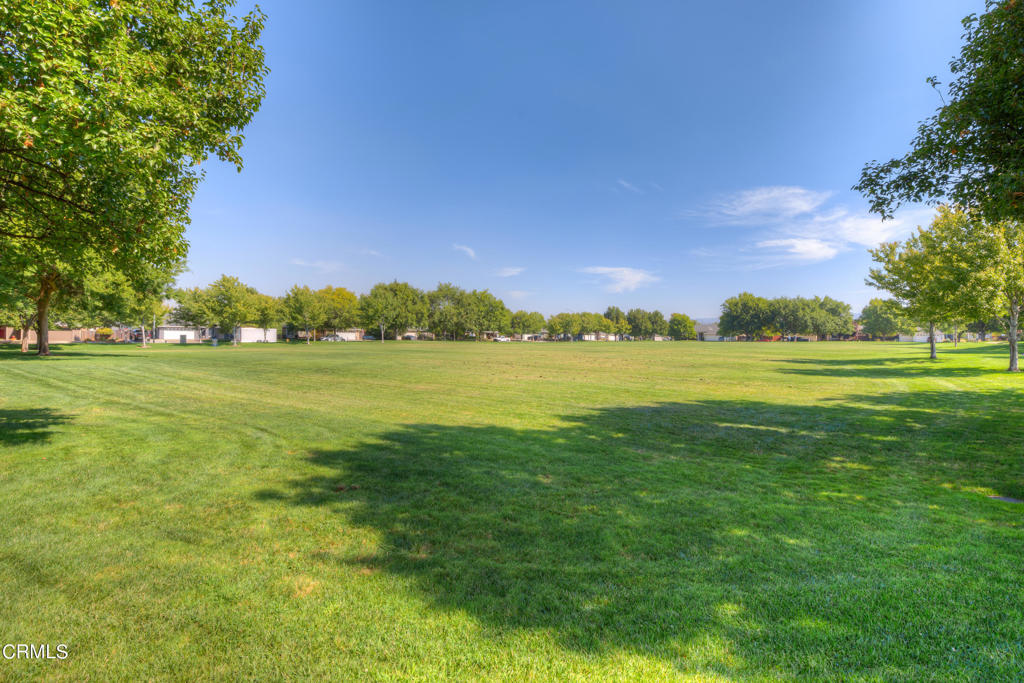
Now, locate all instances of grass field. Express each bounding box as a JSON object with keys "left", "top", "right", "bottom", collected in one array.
[{"left": 1, "top": 340, "right": 1022, "bottom": 680}]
